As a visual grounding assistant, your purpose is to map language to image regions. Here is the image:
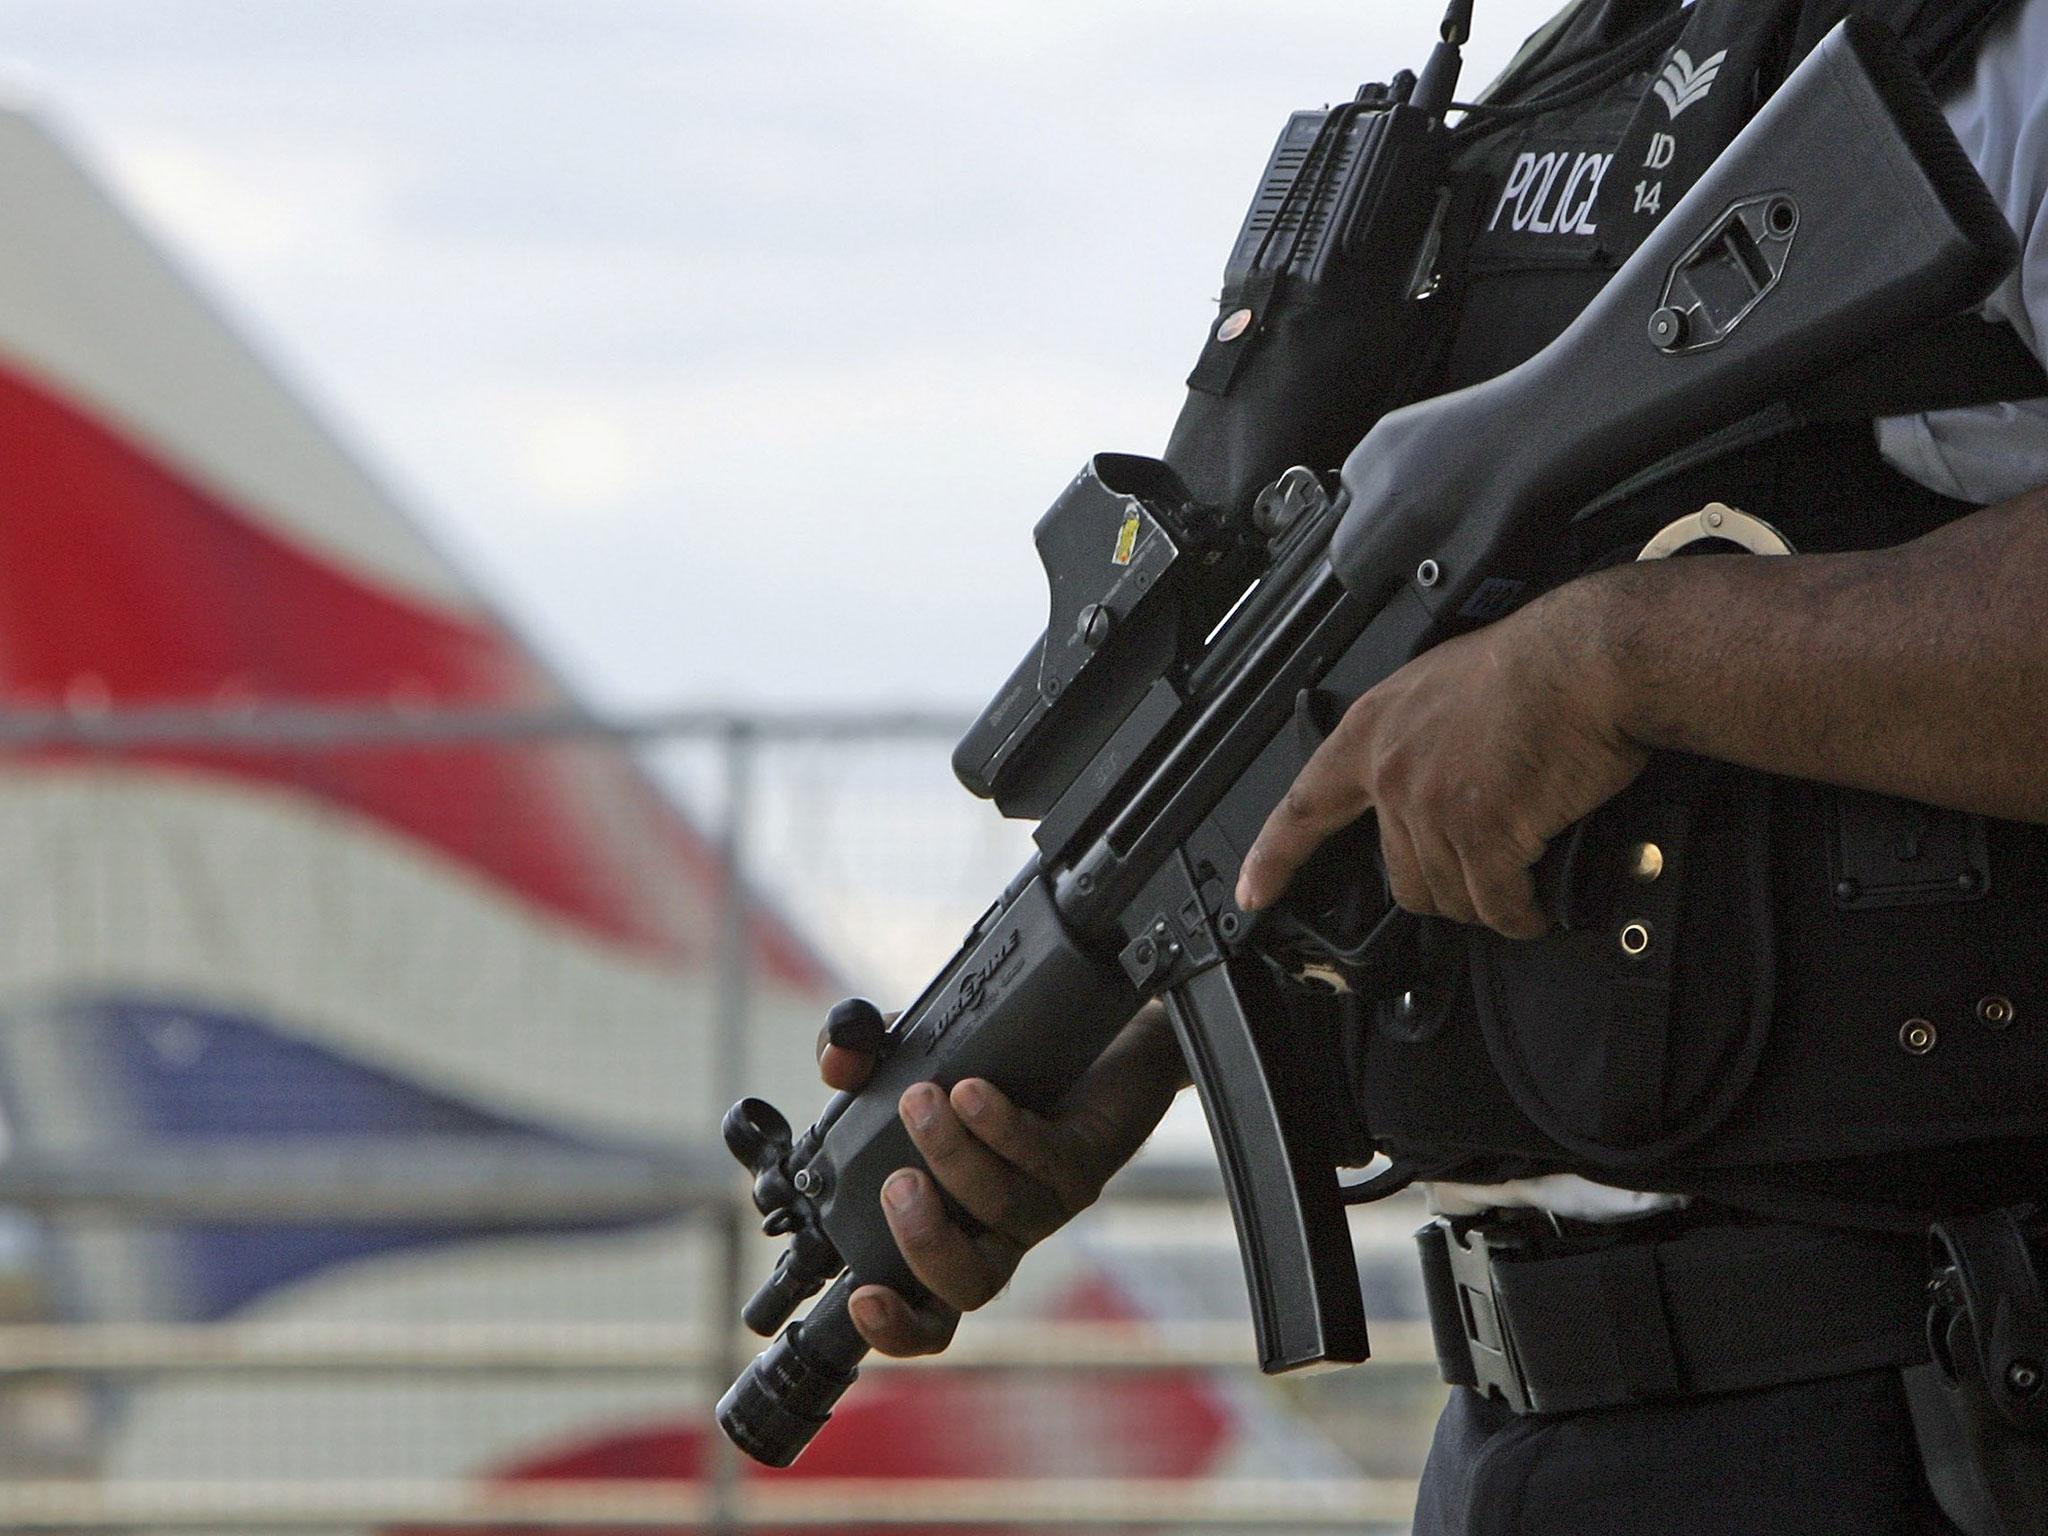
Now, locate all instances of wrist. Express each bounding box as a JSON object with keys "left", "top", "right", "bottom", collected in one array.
[{"left": 1536, "top": 562, "right": 1654, "bottom": 750}]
